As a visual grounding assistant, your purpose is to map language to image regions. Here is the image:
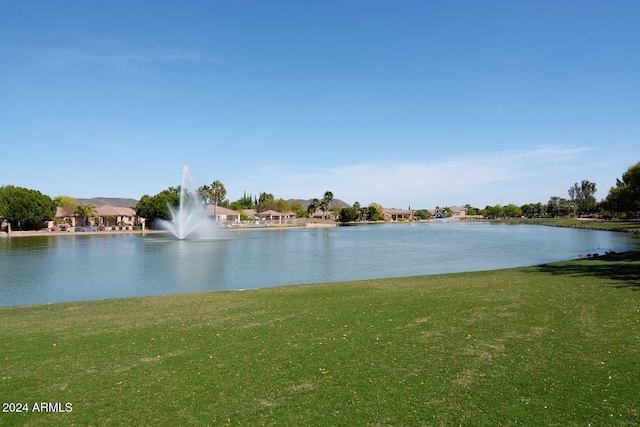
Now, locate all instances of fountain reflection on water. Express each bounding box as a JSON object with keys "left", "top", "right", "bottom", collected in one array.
[{"left": 157, "top": 167, "right": 217, "bottom": 240}]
